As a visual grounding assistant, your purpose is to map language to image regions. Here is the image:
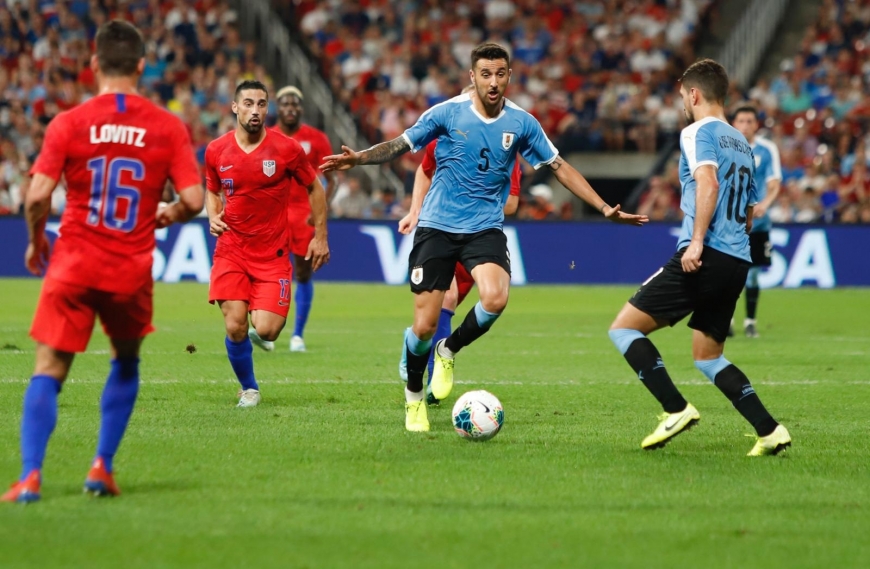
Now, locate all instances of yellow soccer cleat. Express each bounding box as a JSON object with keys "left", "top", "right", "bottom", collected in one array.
[
  {"left": 405, "top": 400, "right": 430, "bottom": 432},
  {"left": 747, "top": 424, "right": 791, "bottom": 456},
  {"left": 641, "top": 403, "right": 700, "bottom": 450},
  {"left": 430, "top": 339, "right": 455, "bottom": 400}
]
